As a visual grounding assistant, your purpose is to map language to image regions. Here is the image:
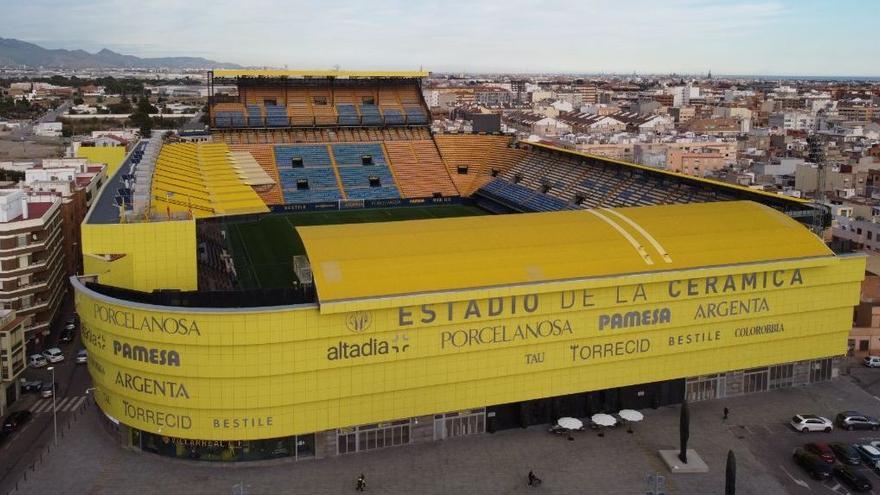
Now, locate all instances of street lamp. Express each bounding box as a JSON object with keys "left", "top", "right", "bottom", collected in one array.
[{"left": 47, "top": 366, "right": 57, "bottom": 445}]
